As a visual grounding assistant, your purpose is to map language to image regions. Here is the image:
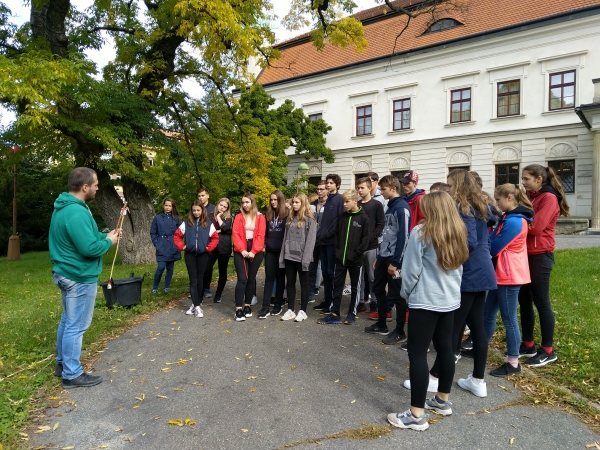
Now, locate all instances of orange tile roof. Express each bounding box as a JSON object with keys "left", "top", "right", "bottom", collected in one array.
[{"left": 259, "top": 0, "right": 600, "bottom": 85}]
